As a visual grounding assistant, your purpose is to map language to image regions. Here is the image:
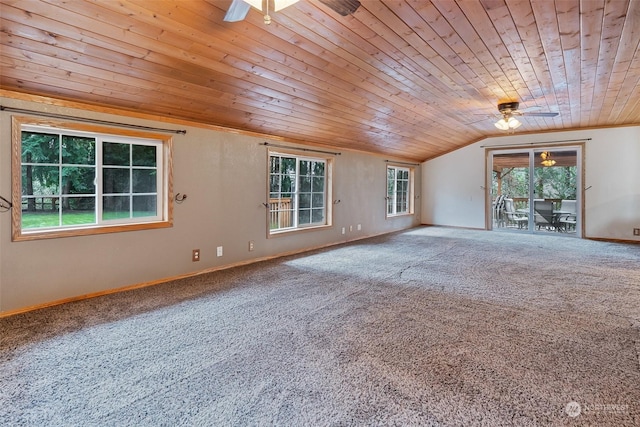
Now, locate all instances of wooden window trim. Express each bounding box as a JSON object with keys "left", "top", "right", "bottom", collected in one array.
[{"left": 11, "top": 116, "right": 173, "bottom": 241}]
